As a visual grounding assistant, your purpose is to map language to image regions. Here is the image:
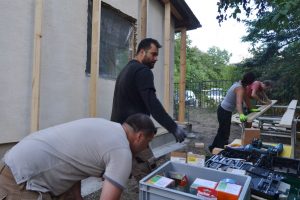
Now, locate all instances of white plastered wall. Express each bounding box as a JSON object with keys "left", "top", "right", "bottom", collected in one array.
[
  {"left": 0, "top": 0, "right": 90, "bottom": 154},
  {"left": 0, "top": 0, "right": 35, "bottom": 143},
  {"left": 0, "top": 0, "right": 176, "bottom": 157},
  {"left": 39, "top": 0, "right": 89, "bottom": 128}
]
